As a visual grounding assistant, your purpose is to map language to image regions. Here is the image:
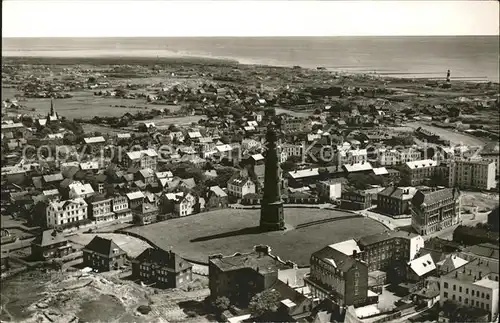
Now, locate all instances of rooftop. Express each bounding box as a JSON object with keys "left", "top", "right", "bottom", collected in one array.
[
  {"left": 83, "top": 236, "right": 126, "bottom": 257},
  {"left": 408, "top": 253, "right": 436, "bottom": 277},
  {"left": 126, "top": 149, "right": 158, "bottom": 160},
  {"left": 288, "top": 168, "right": 320, "bottom": 179},
  {"left": 328, "top": 239, "right": 361, "bottom": 256},
  {"left": 32, "top": 230, "right": 69, "bottom": 247},
  {"left": 372, "top": 167, "right": 388, "bottom": 176},
  {"left": 378, "top": 186, "right": 418, "bottom": 200},
  {"left": 405, "top": 159, "right": 437, "bottom": 169},
  {"left": 358, "top": 230, "right": 419, "bottom": 247},
  {"left": 83, "top": 136, "right": 106, "bottom": 144},
  {"left": 412, "top": 188, "right": 459, "bottom": 207},
  {"left": 126, "top": 191, "right": 145, "bottom": 200},
  {"left": 209, "top": 247, "right": 290, "bottom": 274},
  {"left": 343, "top": 162, "right": 373, "bottom": 173},
  {"left": 312, "top": 245, "right": 361, "bottom": 273},
  {"left": 210, "top": 186, "right": 228, "bottom": 198},
  {"left": 135, "top": 247, "right": 192, "bottom": 273},
  {"left": 461, "top": 243, "right": 500, "bottom": 260},
  {"left": 473, "top": 277, "right": 499, "bottom": 289}
]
